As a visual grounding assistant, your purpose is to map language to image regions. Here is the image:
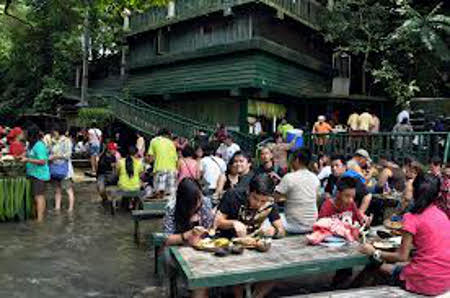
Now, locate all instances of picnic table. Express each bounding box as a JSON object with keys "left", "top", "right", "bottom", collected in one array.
[{"left": 169, "top": 236, "right": 371, "bottom": 297}]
